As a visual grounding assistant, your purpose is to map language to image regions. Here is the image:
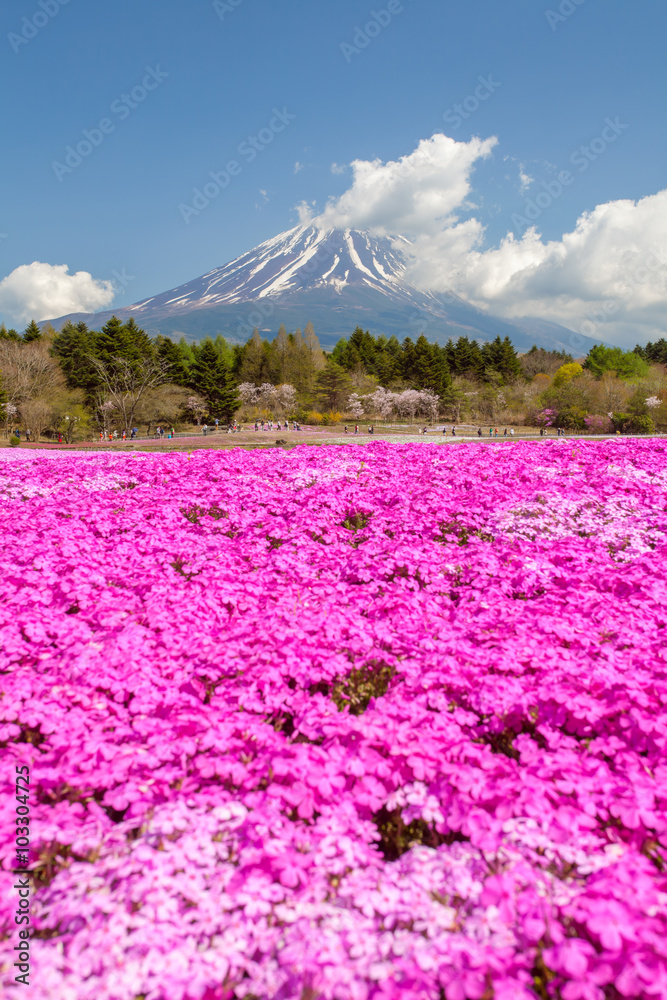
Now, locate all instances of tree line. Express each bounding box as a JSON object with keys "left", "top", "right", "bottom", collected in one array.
[{"left": 1, "top": 314, "right": 667, "bottom": 438}]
